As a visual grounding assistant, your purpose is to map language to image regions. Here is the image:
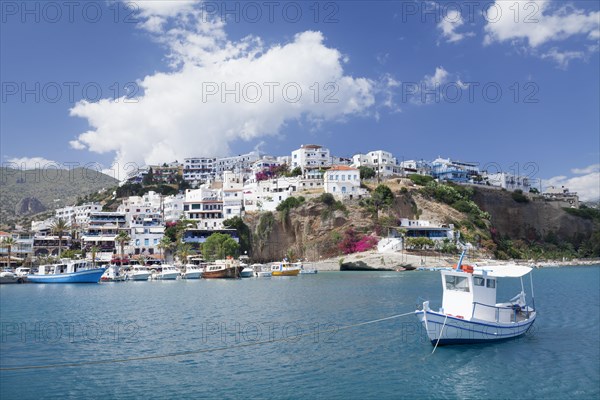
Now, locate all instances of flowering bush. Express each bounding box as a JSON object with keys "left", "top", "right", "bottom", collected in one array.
[{"left": 338, "top": 227, "right": 378, "bottom": 254}]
